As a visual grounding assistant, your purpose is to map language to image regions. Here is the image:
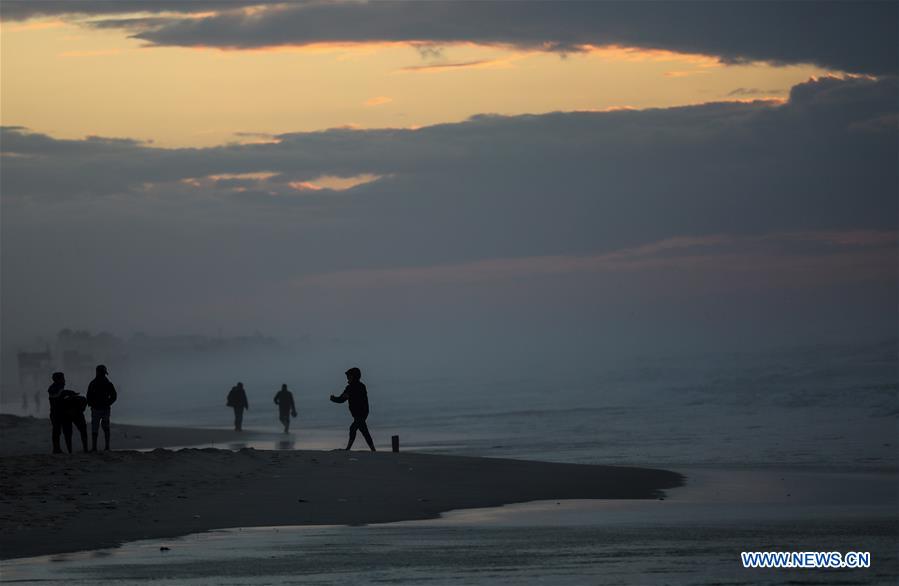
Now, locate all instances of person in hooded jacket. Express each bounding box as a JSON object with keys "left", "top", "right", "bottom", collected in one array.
[
  {"left": 329, "top": 367, "right": 376, "bottom": 451},
  {"left": 86, "top": 364, "right": 117, "bottom": 451}
]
